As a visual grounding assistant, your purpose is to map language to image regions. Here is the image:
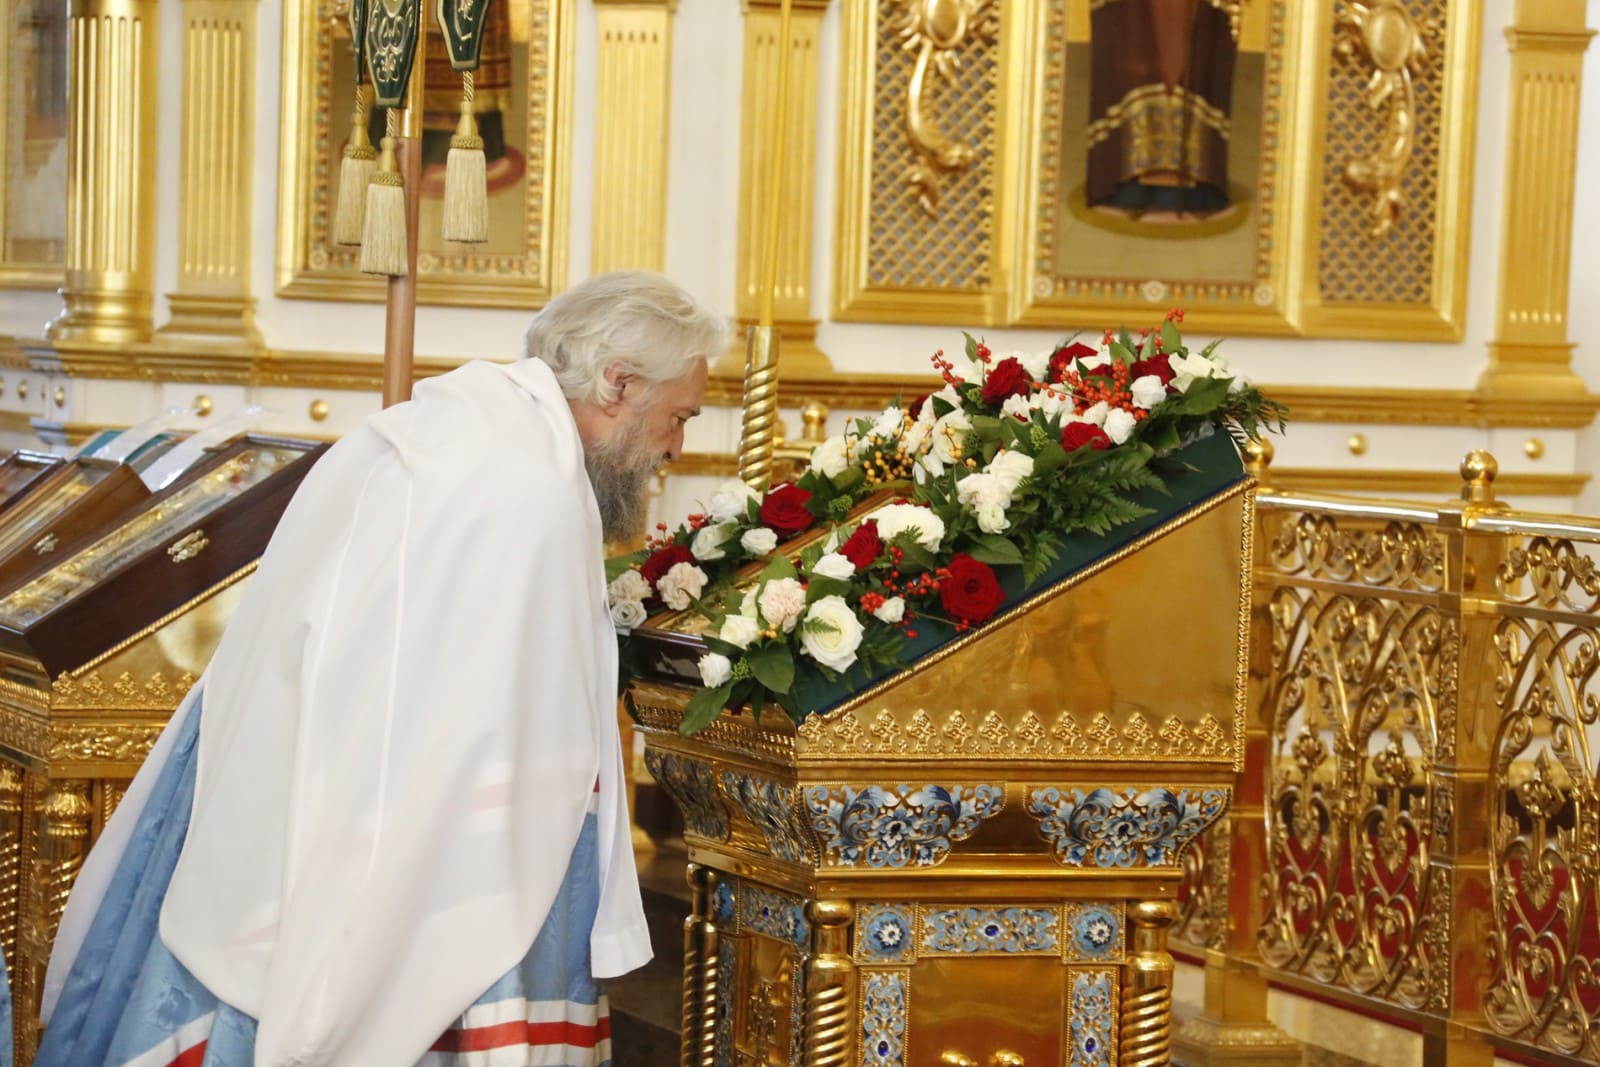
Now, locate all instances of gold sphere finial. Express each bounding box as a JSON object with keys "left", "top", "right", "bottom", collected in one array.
[
  {"left": 800, "top": 399, "right": 829, "bottom": 444},
  {"left": 1242, "top": 436, "right": 1274, "bottom": 484},
  {"left": 1460, "top": 449, "right": 1498, "bottom": 503}
]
